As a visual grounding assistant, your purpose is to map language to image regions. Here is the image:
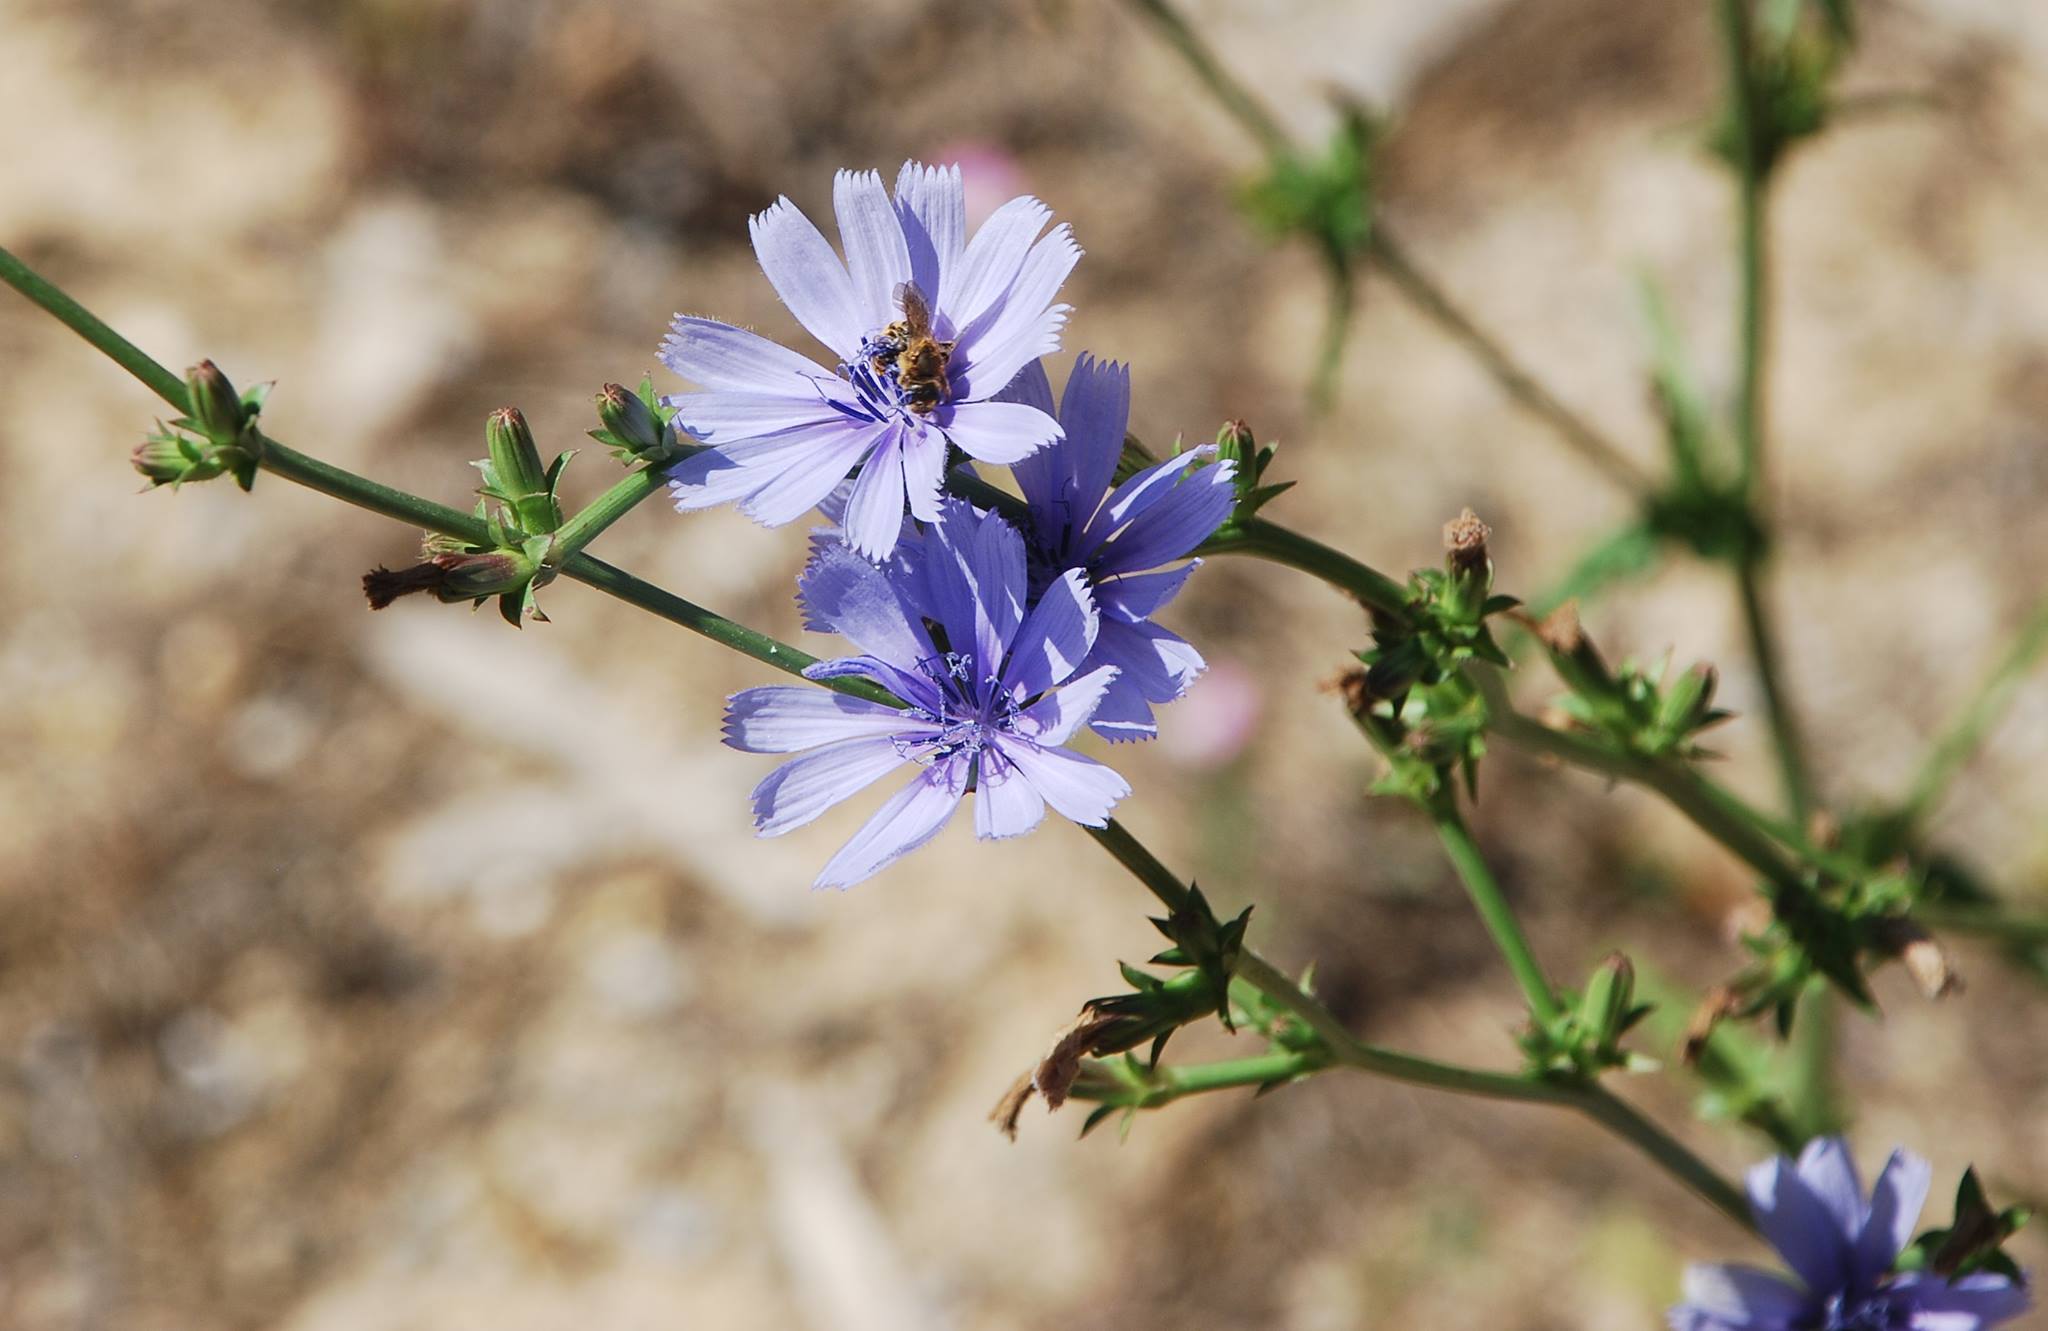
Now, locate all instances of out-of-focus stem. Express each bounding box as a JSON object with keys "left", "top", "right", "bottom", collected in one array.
[
  {"left": 1370, "top": 228, "right": 1655, "bottom": 498},
  {"left": 1119, "top": 0, "right": 1292, "bottom": 159},
  {"left": 1900, "top": 595, "right": 2048, "bottom": 828},
  {"left": 1736, "top": 554, "right": 1813, "bottom": 823},
  {"left": 1428, "top": 794, "right": 1562, "bottom": 1026}
]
